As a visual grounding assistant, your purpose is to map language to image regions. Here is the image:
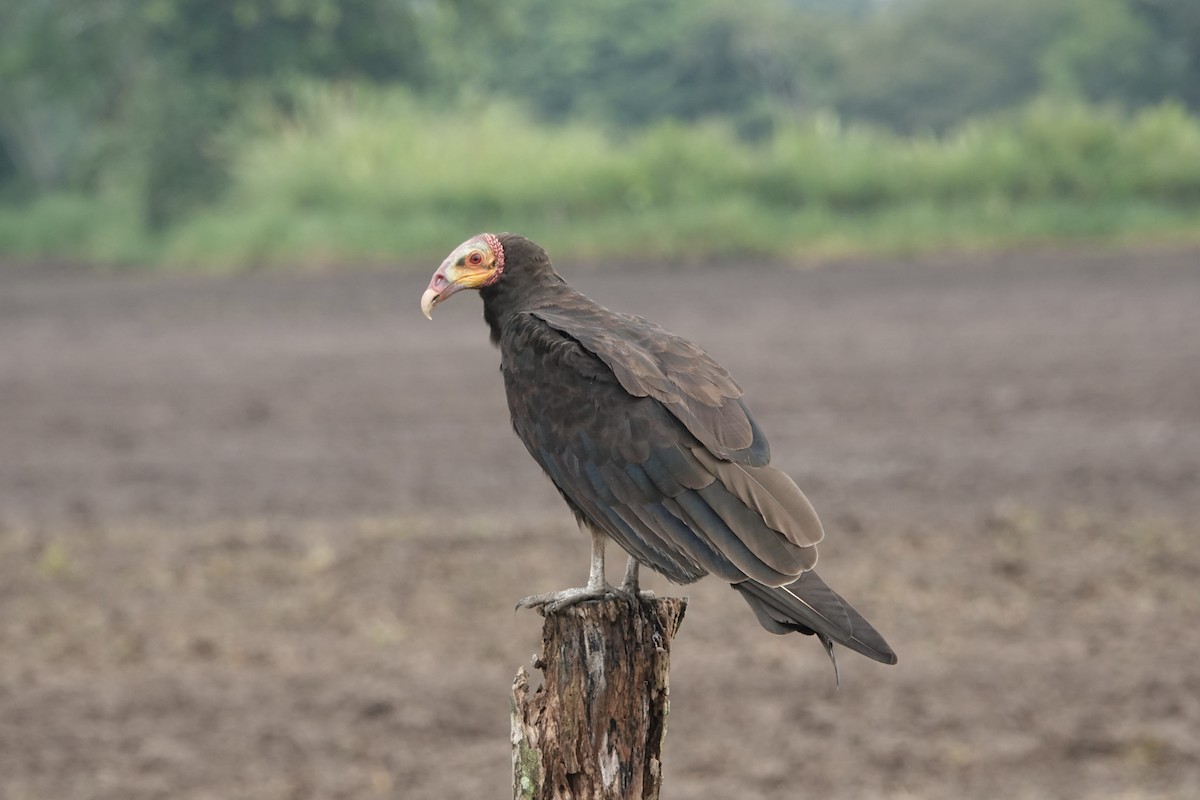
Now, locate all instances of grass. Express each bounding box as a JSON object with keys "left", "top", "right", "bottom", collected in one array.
[{"left": 3, "top": 88, "right": 1200, "bottom": 269}]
